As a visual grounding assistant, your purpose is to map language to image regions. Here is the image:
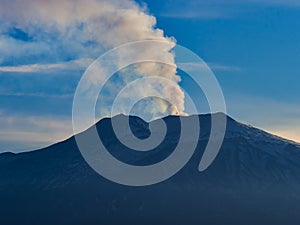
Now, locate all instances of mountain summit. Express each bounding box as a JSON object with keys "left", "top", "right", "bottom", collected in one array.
[{"left": 1, "top": 114, "right": 300, "bottom": 225}]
